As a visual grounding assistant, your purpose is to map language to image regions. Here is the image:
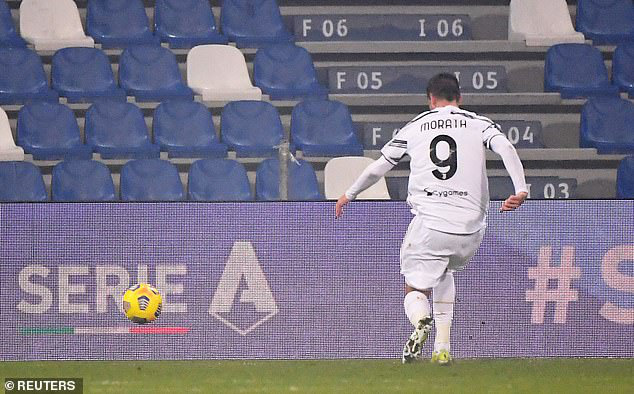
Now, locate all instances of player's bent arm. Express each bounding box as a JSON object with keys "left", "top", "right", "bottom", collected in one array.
[
  {"left": 344, "top": 156, "right": 395, "bottom": 200},
  {"left": 489, "top": 136, "right": 529, "bottom": 211}
]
